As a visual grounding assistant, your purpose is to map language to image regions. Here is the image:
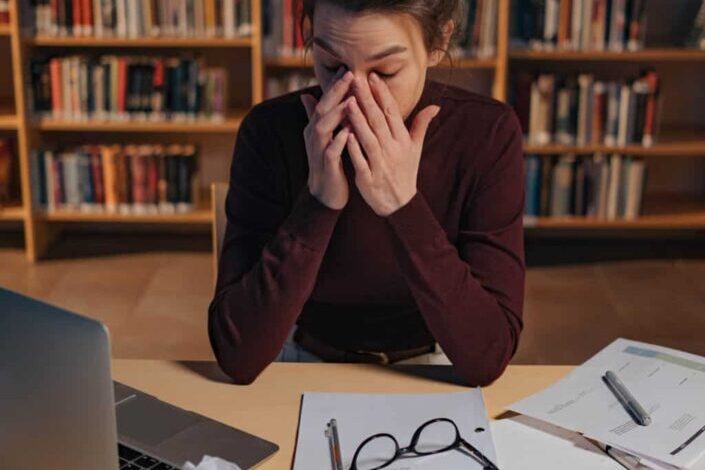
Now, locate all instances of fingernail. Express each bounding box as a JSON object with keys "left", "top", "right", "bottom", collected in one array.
[{"left": 369, "top": 72, "right": 378, "bottom": 82}]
